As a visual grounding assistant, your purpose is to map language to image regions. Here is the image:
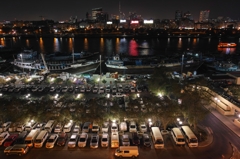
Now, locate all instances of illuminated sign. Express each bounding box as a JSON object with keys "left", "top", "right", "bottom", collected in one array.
[
  {"left": 144, "top": 20, "right": 153, "bottom": 24},
  {"left": 131, "top": 20, "right": 139, "bottom": 24},
  {"left": 106, "top": 21, "right": 113, "bottom": 24},
  {"left": 120, "top": 19, "right": 126, "bottom": 23}
]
